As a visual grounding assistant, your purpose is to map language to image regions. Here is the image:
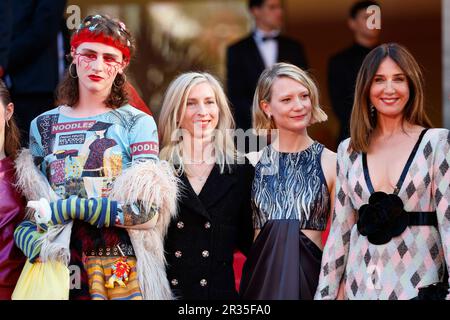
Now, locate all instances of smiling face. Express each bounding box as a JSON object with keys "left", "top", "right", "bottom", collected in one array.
[
  {"left": 72, "top": 42, "right": 126, "bottom": 96},
  {"left": 179, "top": 82, "right": 220, "bottom": 139},
  {"left": 261, "top": 76, "right": 312, "bottom": 134},
  {"left": 370, "top": 57, "right": 410, "bottom": 119}
]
